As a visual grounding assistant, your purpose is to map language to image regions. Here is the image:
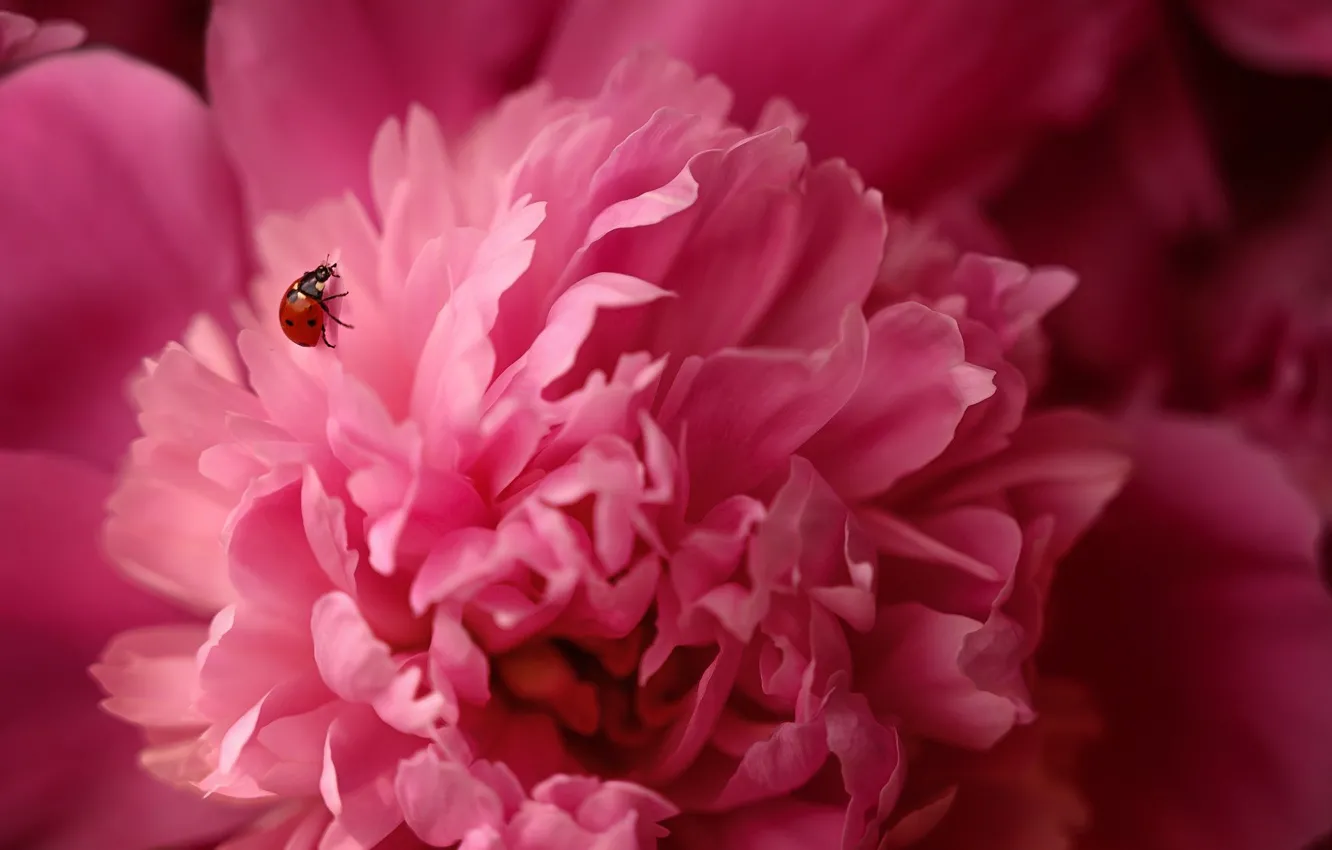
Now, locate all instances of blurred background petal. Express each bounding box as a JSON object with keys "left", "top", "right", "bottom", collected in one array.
[
  {"left": 1043, "top": 417, "right": 1332, "bottom": 850},
  {"left": 0, "top": 49, "right": 250, "bottom": 469},
  {"left": 0, "top": 450, "right": 251, "bottom": 849},
  {"left": 205, "top": 0, "right": 567, "bottom": 217}
]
